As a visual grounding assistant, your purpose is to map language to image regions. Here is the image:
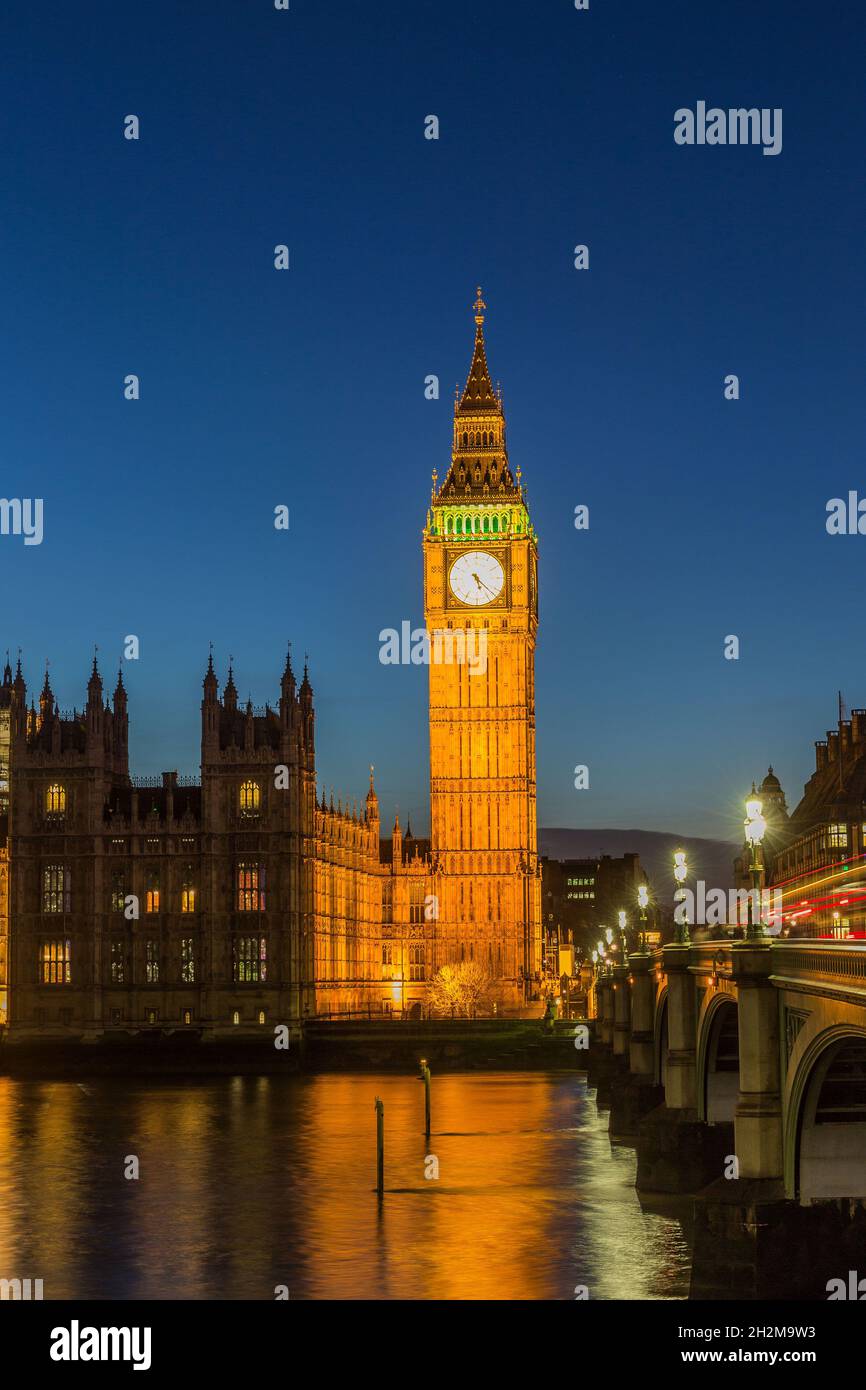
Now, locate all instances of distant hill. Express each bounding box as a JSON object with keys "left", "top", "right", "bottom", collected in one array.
[{"left": 539, "top": 827, "right": 737, "bottom": 893}]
